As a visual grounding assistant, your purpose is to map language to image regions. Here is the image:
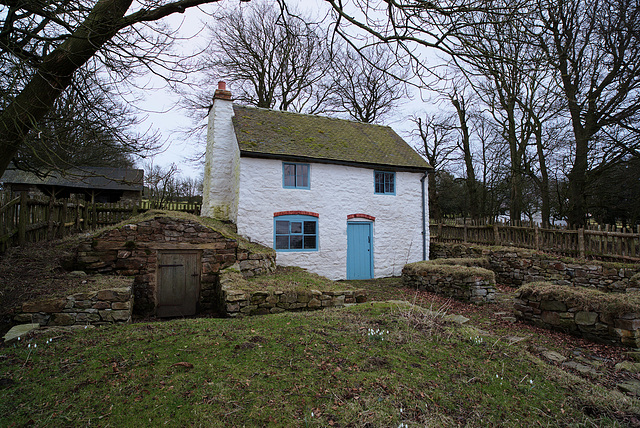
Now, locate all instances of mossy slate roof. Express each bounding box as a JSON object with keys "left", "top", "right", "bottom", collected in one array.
[{"left": 232, "top": 105, "right": 430, "bottom": 171}]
